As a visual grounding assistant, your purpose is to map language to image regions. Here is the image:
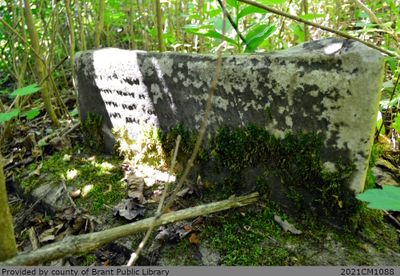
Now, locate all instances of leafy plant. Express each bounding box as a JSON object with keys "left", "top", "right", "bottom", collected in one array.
[
  {"left": 10, "top": 83, "right": 41, "bottom": 97},
  {"left": 391, "top": 113, "right": 400, "bottom": 132},
  {"left": 356, "top": 185, "right": 400, "bottom": 211},
  {"left": 0, "top": 109, "right": 20, "bottom": 124},
  {"left": 244, "top": 23, "right": 276, "bottom": 52},
  {"left": 0, "top": 84, "right": 42, "bottom": 124}
]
